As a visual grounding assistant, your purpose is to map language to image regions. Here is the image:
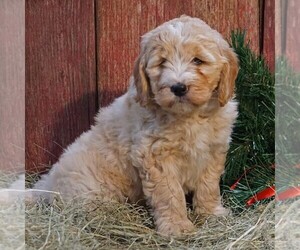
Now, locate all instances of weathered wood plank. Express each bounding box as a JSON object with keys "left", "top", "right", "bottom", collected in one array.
[
  {"left": 26, "top": 0, "right": 96, "bottom": 172},
  {"left": 236, "top": 0, "right": 260, "bottom": 53},
  {"left": 285, "top": 0, "right": 300, "bottom": 71},
  {"left": 0, "top": 0, "right": 25, "bottom": 172},
  {"left": 275, "top": 0, "right": 282, "bottom": 57},
  {"left": 263, "top": 0, "right": 275, "bottom": 71},
  {"left": 96, "top": 0, "right": 261, "bottom": 107}
]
